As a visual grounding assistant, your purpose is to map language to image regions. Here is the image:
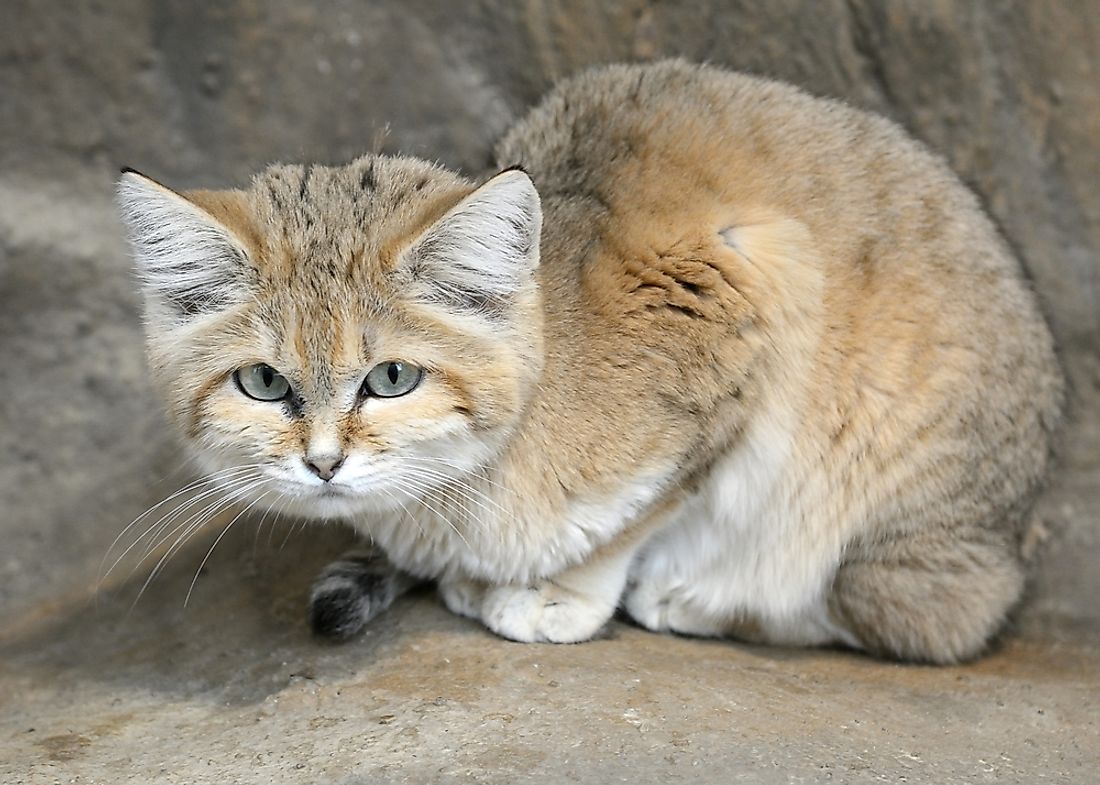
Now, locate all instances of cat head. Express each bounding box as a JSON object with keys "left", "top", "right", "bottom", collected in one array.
[{"left": 117, "top": 157, "right": 543, "bottom": 519}]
